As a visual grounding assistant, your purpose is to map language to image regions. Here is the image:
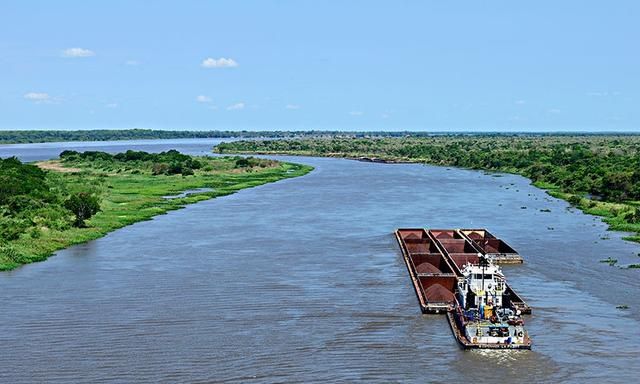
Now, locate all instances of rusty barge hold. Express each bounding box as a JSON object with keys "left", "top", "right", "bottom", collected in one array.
[
  {"left": 460, "top": 229, "right": 524, "bottom": 264},
  {"left": 395, "top": 228, "right": 532, "bottom": 350}
]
